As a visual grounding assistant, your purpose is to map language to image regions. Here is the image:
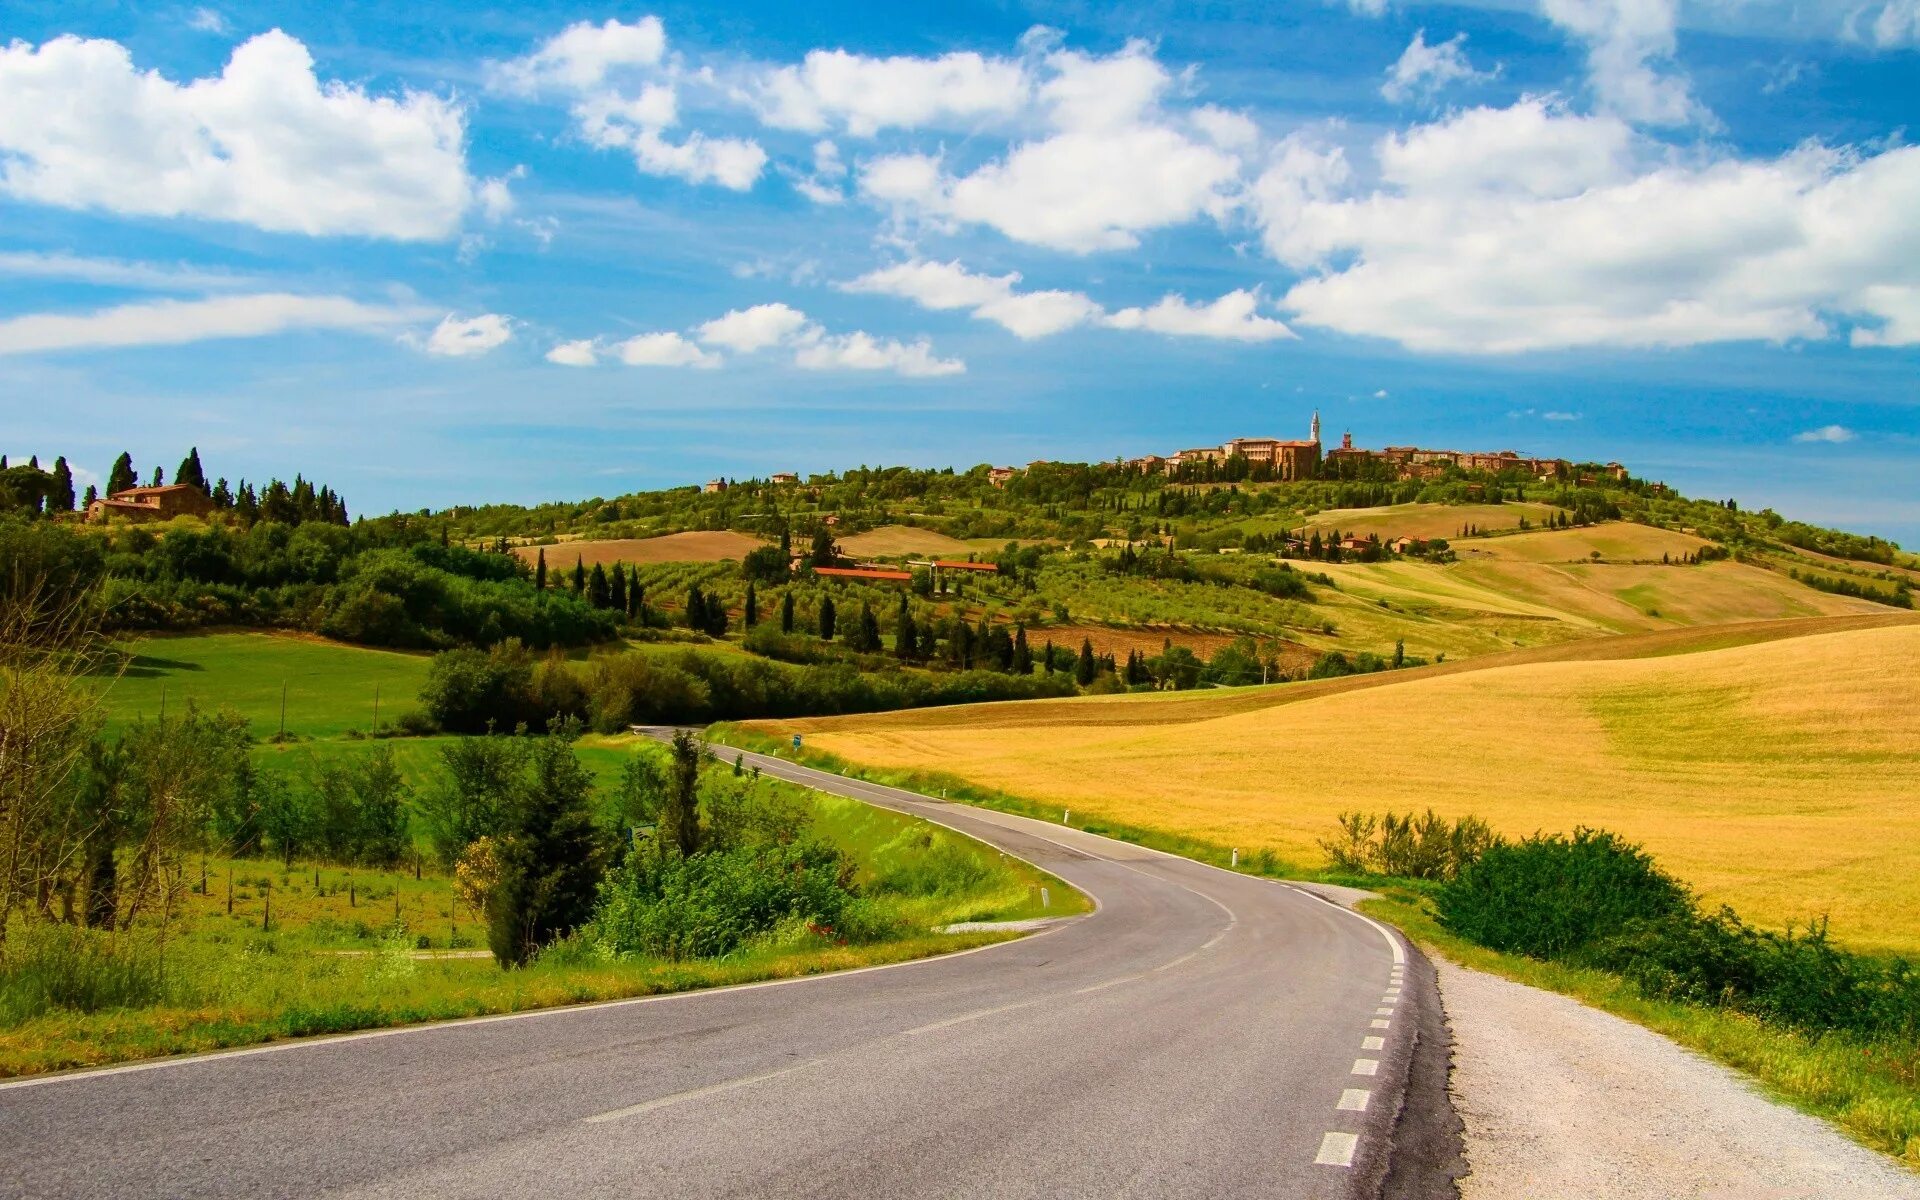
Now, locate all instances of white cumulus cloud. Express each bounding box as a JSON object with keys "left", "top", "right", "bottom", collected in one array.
[
  {"left": 424, "top": 313, "right": 513, "bottom": 357},
  {"left": 794, "top": 332, "right": 964, "bottom": 376},
  {"left": 0, "top": 31, "right": 475, "bottom": 240},
  {"left": 1794, "top": 424, "right": 1856, "bottom": 443},
  {"left": 616, "top": 331, "right": 722, "bottom": 368},
  {"left": 855, "top": 39, "right": 1246, "bottom": 254},
  {"left": 0, "top": 293, "right": 428, "bottom": 355},
  {"left": 1252, "top": 100, "right": 1920, "bottom": 353},
  {"left": 751, "top": 49, "right": 1029, "bottom": 136},
  {"left": 545, "top": 338, "right": 599, "bottom": 366},
  {"left": 1104, "top": 290, "right": 1296, "bottom": 342},
  {"left": 493, "top": 17, "right": 666, "bottom": 94},
  {"left": 494, "top": 17, "right": 765, "bottom": 191},
  {"left": 696, "top": 302, "right": 815, "bottom": 352},
  {"left": 1539, "top": 0, "right": 1704, "bottom": 125},
  {"left": 1381, "top": 31, "right": 1491, "bottom": 103},
  {"left": 840, "top": 259, "right": 1102, "bottom": 339}
]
